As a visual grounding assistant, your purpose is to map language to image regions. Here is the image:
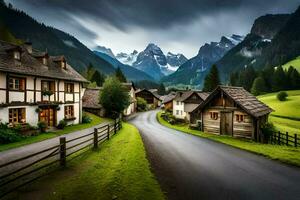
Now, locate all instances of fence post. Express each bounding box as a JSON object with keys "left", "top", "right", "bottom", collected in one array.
[
  {"left": 295, "top": 134, "right": 298, "bottom": 147},
  {"left": 286, "top": 132, "right": 289, "bottom": 146},
  {"left": 93, "top": 128, "right": 98, "bottom": 149},
  {"left": 278, "top": 131, "right": 281, "bottom": 145},
  {"left": 59, "top": 137, "right": 66, "bottom": 167},
  {"left": 107, "top": 124, "right": 110, "bottom": 140}
]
